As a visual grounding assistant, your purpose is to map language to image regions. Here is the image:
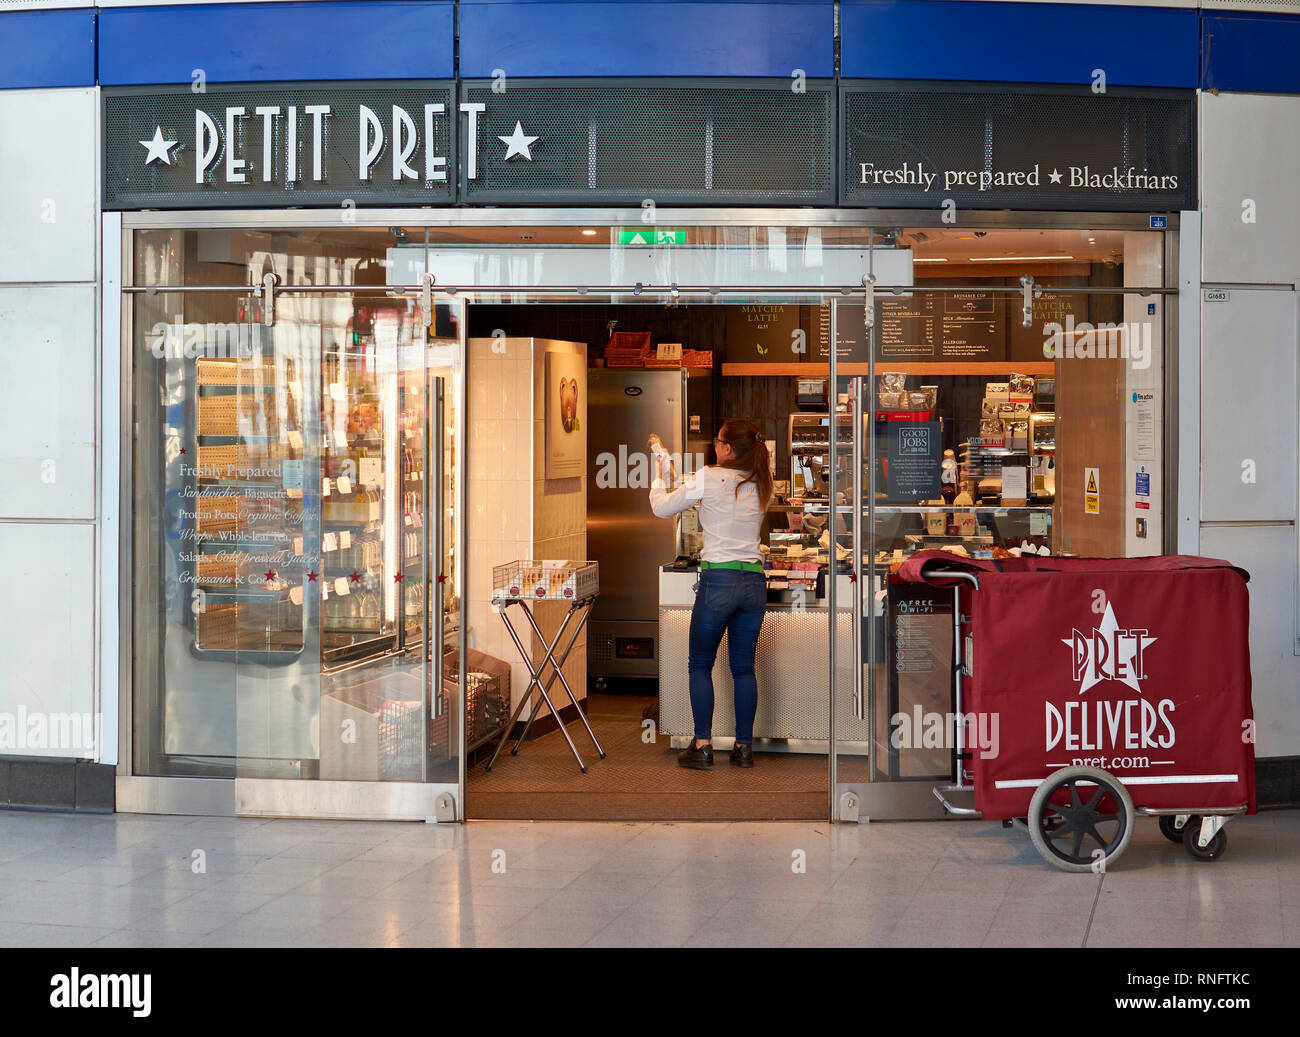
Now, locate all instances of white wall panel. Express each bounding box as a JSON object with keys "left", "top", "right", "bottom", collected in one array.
[
  {"left": 0, "top": 522, "right": 97, "bottom": 758},
  {"left": 1200, "top": 289, "right": 1298, "bottom": 522},
  {"left": 0, "top": 284, "right": 97, "bottom": 519},
  {"left": 1201, "top": 92, "right": 1300, "bottom": 286},
  {"left": 1199, "top": 524, "right": 1300, "bottom": 759},
  {"left": 0, "top": 88, "right": 97, "bottom": 285}
]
